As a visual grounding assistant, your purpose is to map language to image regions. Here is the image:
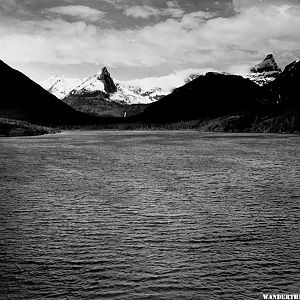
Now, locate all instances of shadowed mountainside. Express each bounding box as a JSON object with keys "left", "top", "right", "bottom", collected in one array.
[
  {"left": 136, "top": 73, "right": 266, "bottom": 122},
  {"left": 131, "top": 64, "right": 299, "bottom": 132},
  {"left": 0, "top": 60, "right": 99, "bottom": 126},
  {"left": 63, "top": 90, "right": 149, "bottom": 117}
]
